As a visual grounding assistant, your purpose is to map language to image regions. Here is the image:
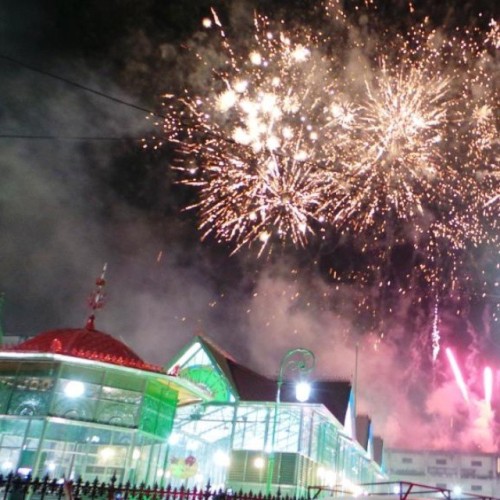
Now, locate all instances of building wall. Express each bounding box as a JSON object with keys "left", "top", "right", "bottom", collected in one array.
[
  {"left": 167, "top": 402, "right": 385, "bottom": 496},
  {"left": 384, "top": 448, "right": 500, "bottom": 496},
  {"left": 0, "top": 356, "right": 178, "bottom": 484}
]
